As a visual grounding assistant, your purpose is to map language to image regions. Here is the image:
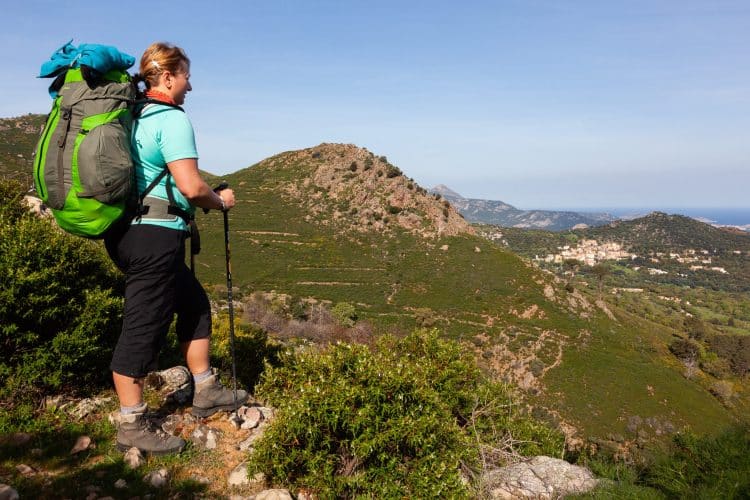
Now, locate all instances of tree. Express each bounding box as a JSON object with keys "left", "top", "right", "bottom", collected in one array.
[
  {"left": 563, "top": 258, "right": 580, "bottom": 292},
  {"left": 591, "top": 263, "right": 610, "bottom": 301}
]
